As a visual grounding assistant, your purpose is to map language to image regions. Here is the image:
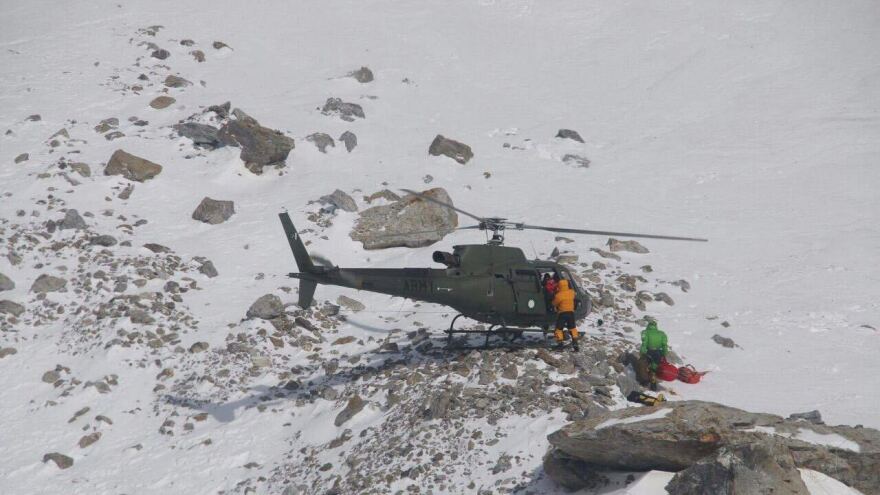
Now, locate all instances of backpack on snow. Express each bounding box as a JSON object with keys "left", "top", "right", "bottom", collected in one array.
[{"left": 677, "top": 365, "right": 708, "bottom": 384}]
